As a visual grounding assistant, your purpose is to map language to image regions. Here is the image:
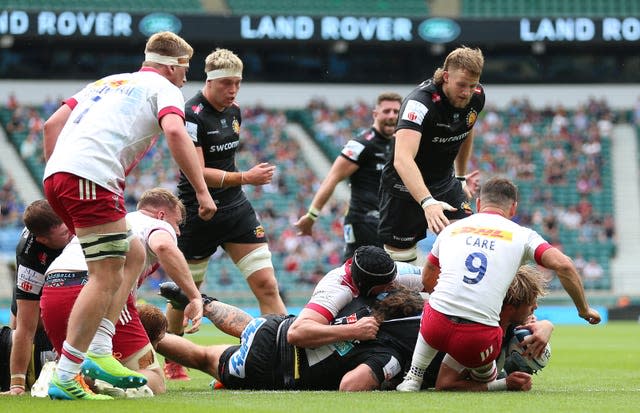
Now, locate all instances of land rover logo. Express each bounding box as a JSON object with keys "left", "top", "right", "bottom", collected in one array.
[
  {"left": 139, "top": 13, "right": 182, "bottom": 36},
  {"left": 418, "top": 18, "right": 460, "bottom": 43}
]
